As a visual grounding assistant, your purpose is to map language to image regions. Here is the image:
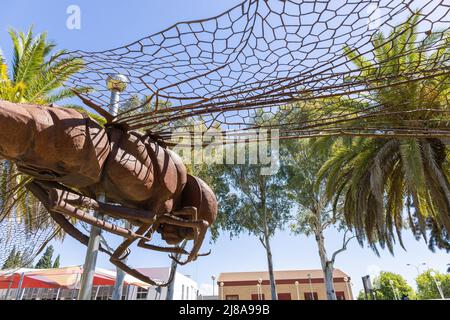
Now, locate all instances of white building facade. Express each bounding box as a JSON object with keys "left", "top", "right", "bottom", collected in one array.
[{"left": 131, "top": 267, "right": 199, "bottom": 300}]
